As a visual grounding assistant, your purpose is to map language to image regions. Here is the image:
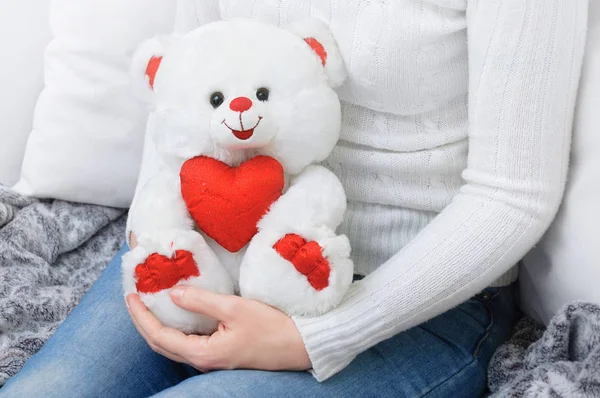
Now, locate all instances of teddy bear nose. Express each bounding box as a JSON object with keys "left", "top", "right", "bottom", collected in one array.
[{"left": 229, "top": 97, "right": 253, "bottom": 112}]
